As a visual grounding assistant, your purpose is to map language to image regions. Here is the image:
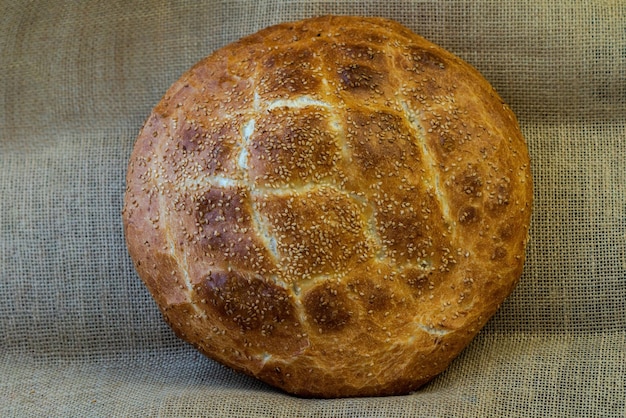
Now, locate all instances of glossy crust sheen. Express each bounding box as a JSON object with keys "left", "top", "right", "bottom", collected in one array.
[{"left": 123, "top": 16, "right": 532, "bottom": 398}]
